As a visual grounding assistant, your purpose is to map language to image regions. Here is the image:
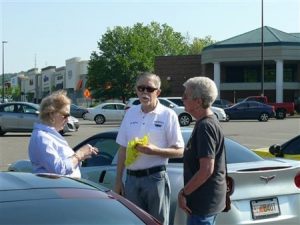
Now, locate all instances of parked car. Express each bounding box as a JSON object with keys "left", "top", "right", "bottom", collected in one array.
[
  {"left": 85, "top": 102, "right": 126, "bottom": 124},
  {"left": 8, "top": 128, "right": 300, "bottom": 225},
  {"left": 224, "top": 101, "right": 275, "bottom": 122},
  {"left": 0, "top": 102, "right": 78, "bottom": 135},
  {"left": 126, "top": 97, "right": 227, "bottom": 126},
  {"left": 243, "top": 96, "right": 295, "bottom": 119},
  {"left": 0, "top": 172, "right": 161, "bottom": 225},
  {"left": 70, "top": 103, "right": 88, "bottom": 119},
  {"left": 253, "top": 135, "right": 300, "bottom": 160},
  {"left": 212, "top": 99, "right": 233, "bottom": 108}
]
